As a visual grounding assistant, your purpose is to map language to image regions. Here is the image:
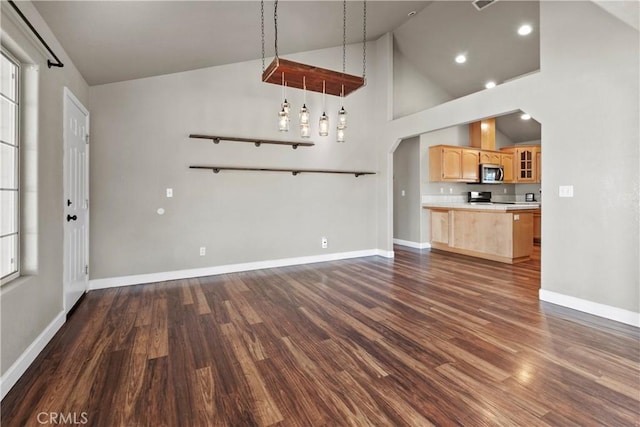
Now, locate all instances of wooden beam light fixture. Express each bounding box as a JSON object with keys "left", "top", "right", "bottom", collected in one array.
[{"left": 261, "top": 0, "right": 367, "bottom": 98}]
